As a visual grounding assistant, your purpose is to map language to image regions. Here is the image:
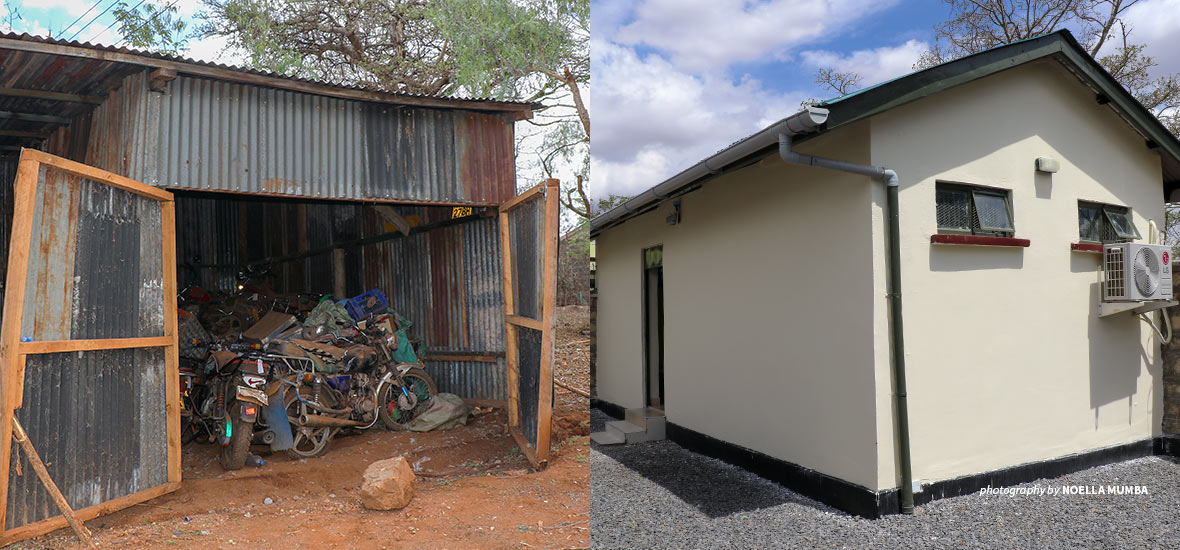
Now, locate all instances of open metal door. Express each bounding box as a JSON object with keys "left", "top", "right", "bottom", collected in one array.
[
  {"left": 500, "top": 179, "right": 559, "bottom": 468},
  {"left": 0, "top": 150, "right": 180, "bottom": 544}
]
